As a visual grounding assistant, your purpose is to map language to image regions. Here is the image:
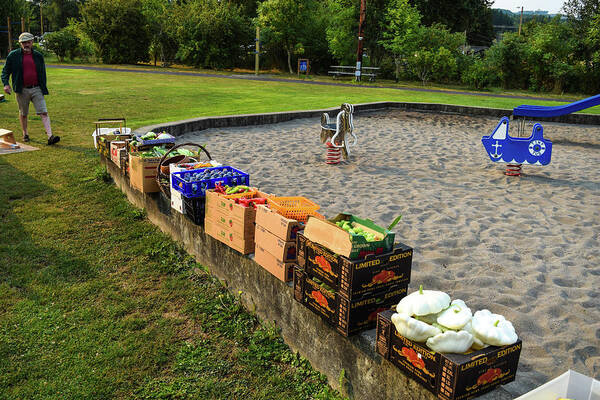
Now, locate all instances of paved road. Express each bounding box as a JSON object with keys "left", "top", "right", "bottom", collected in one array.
[{"left": 40, "top": 64, "right": 573, "bottom": 103}]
